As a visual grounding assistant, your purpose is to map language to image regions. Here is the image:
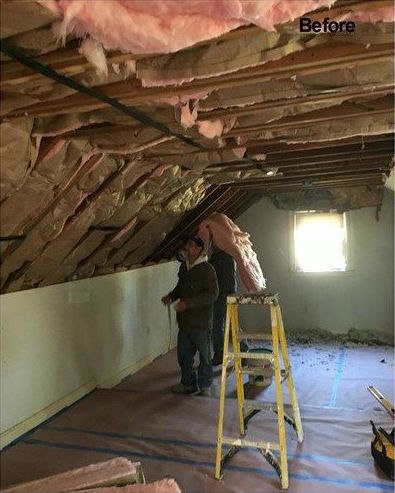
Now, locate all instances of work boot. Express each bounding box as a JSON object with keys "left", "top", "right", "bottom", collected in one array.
[
  {"left": 171, "top": 383, "right": 198, "bottom": 395},
  {"left": 199, "top": 387, "right": 212, "bottom": 397}
]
